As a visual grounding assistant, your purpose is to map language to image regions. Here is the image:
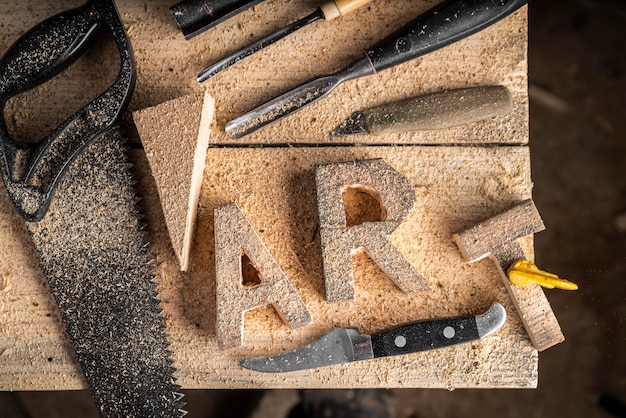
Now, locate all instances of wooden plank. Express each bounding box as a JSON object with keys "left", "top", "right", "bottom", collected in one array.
[
  {"left": 133, "top": 92, "right": 215, "bottom": 271},
  {"left": 0, "top": 146, "right": 538, "bottom": 390},
  {"left": 158, "top": 146, "right": 539, "bottom": 389},
  {"left": 0, "top": 1, "right": 528, "bottom": 147}
]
